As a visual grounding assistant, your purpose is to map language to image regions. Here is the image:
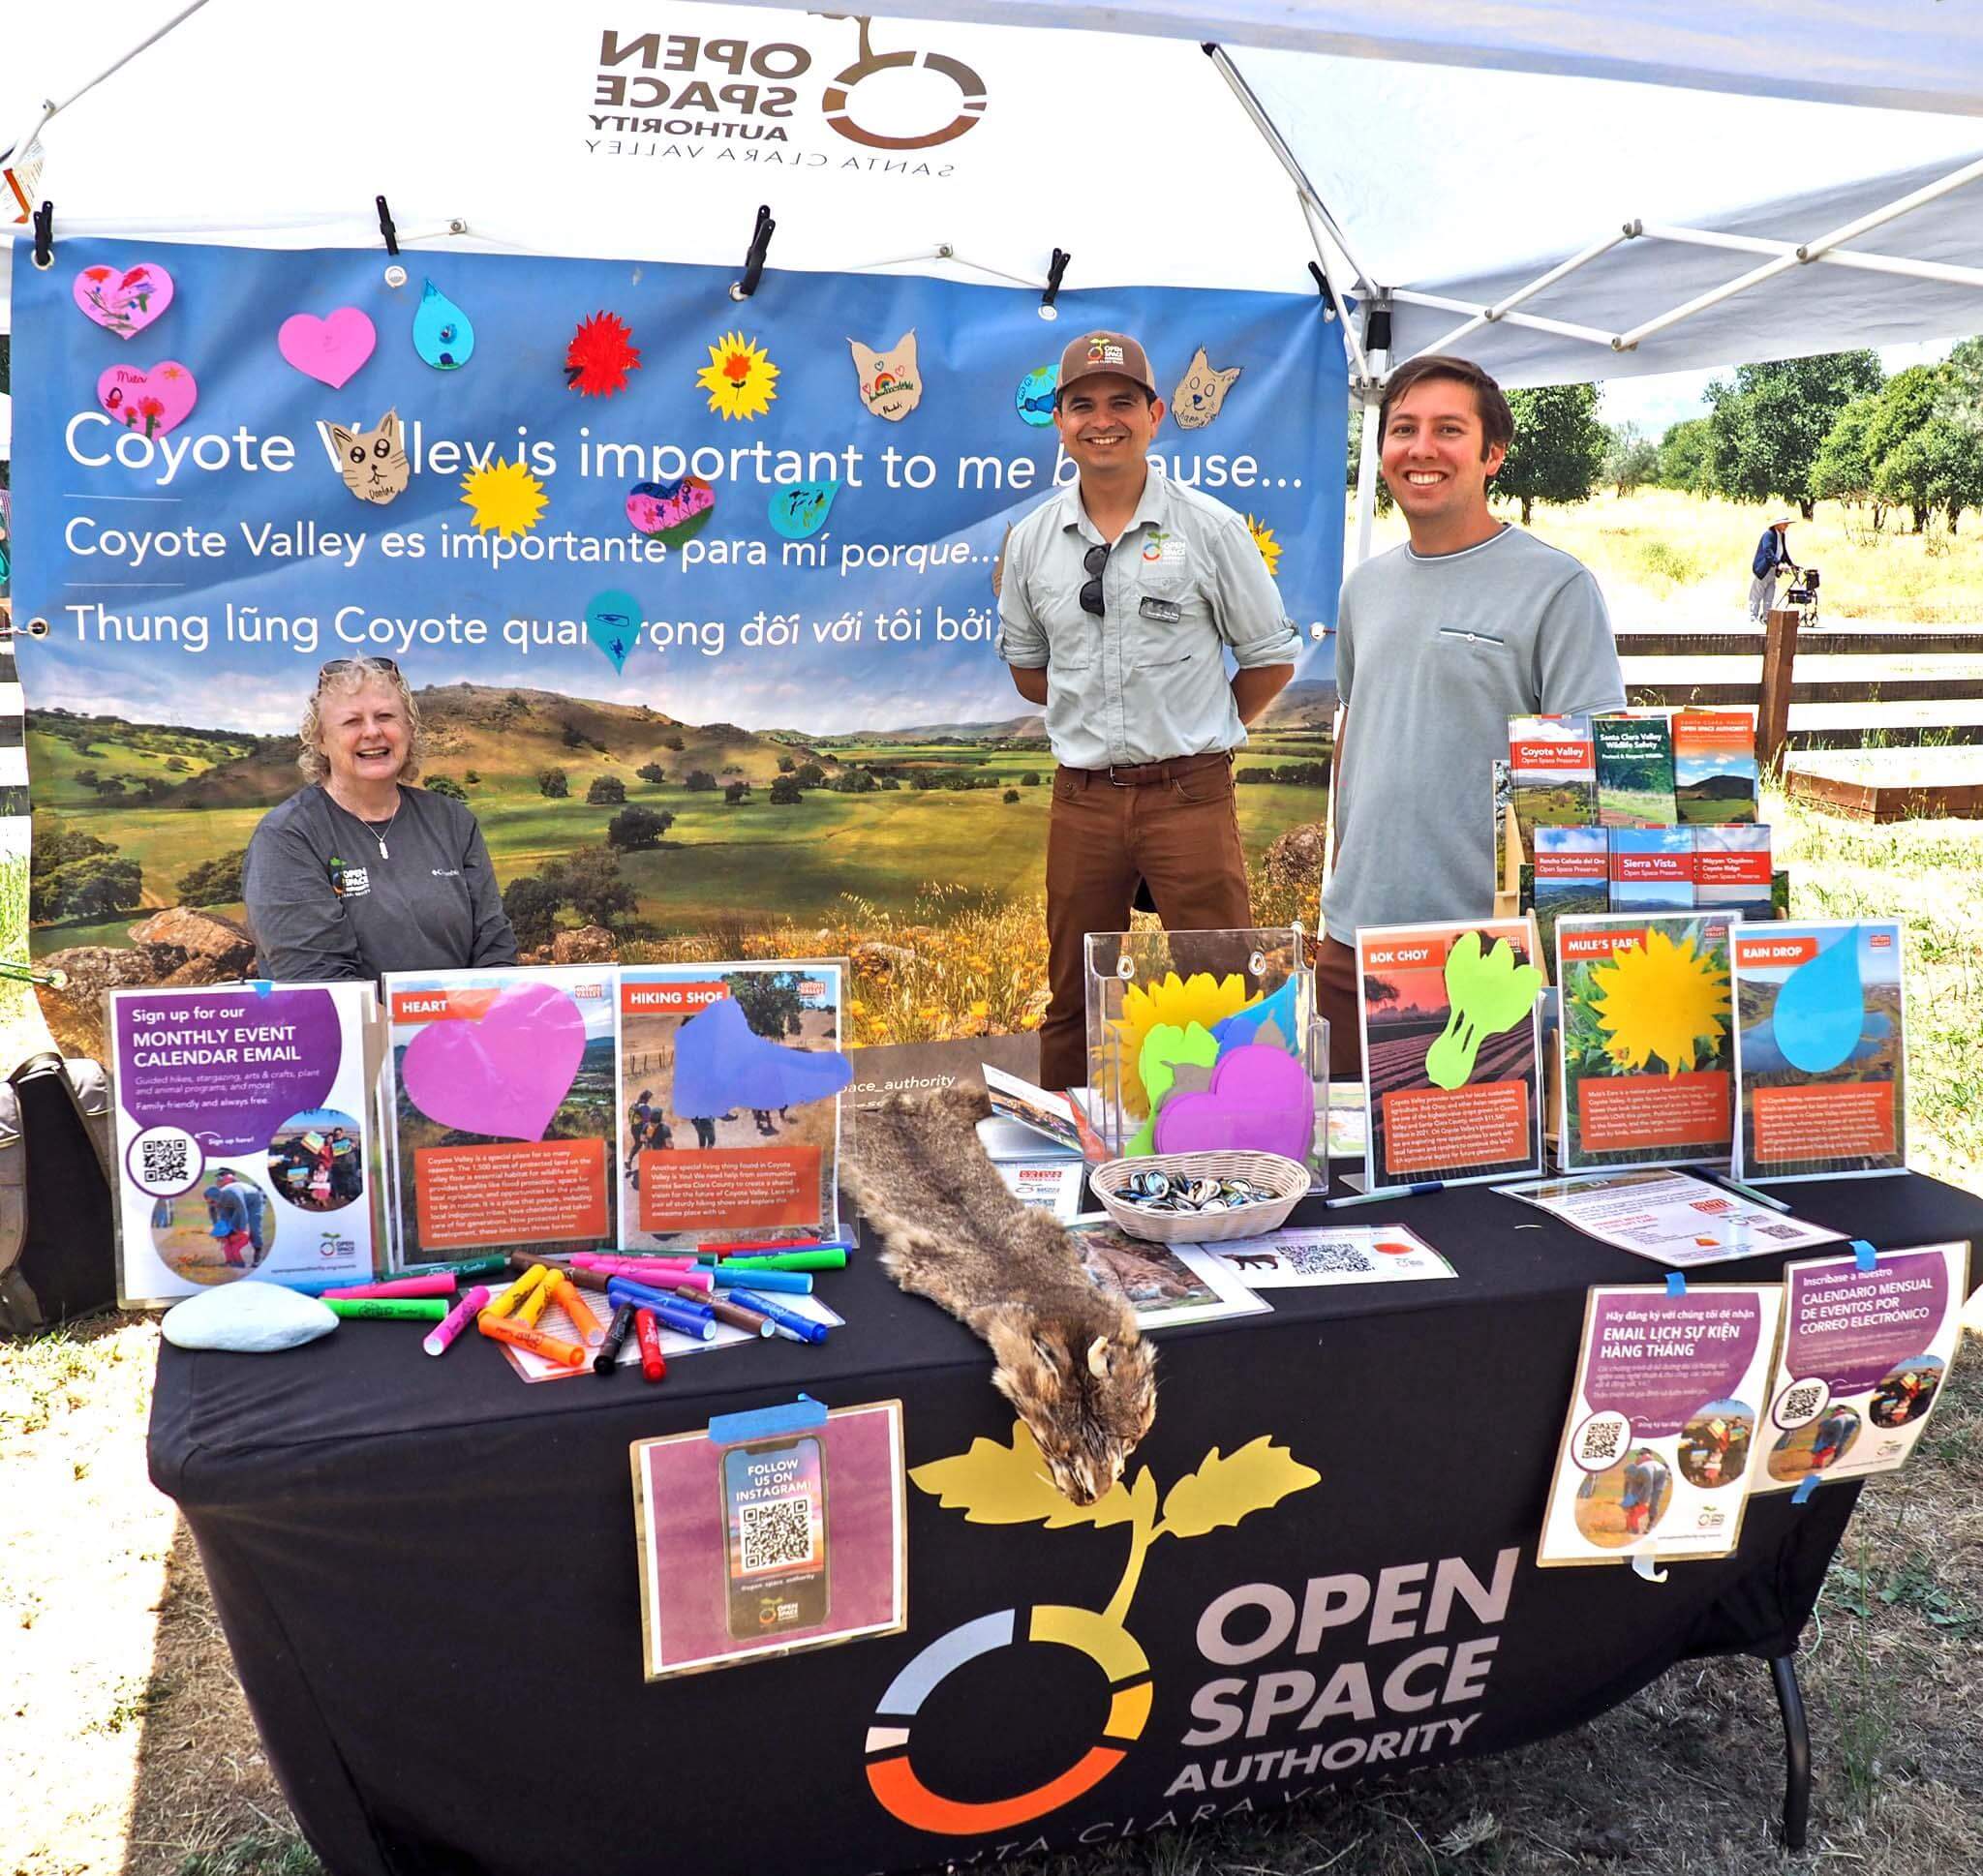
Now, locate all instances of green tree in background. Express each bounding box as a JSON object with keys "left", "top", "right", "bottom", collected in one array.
[
  {"left": 425, "top": 774, "right": 468, "bottom": 802},
  {"left": 1811, "top": 395, "right": 1885, "bottom": 525},
  {"left": 1602, "top": 422, "right": 1661, "bottom": 498},
  {"left": 724, "top": 969, "right": 806, "bottom": 1039},
  {"left": 586, "top": 774, "right": 626, "bottom": 805},
  {"left": 1657, "top": 417, "right": 1716, "bottom": 492},
  {"left": 769, "top": 774, "right": 804, "bottom": 805},
  {"left": 537, "top": 768, "right": 568, "bottom": 799},
  {"left": 176, "top": 849, "right": 248, "bottom": 906},
  {"left": 1494, "top": 383, "right": 1606, "bottom": 525},
  {"left": 606, "top": 803, "right": 671, "bottom": 850},
  {"left": 503, "top": 875, "right": 564, "bottom": 949},
  {"left": 1705, "top": 351, "right": 1882, "bottom": 518},
  {"left": 542, "top": 847, "right": 635, "bottom": 929}
]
